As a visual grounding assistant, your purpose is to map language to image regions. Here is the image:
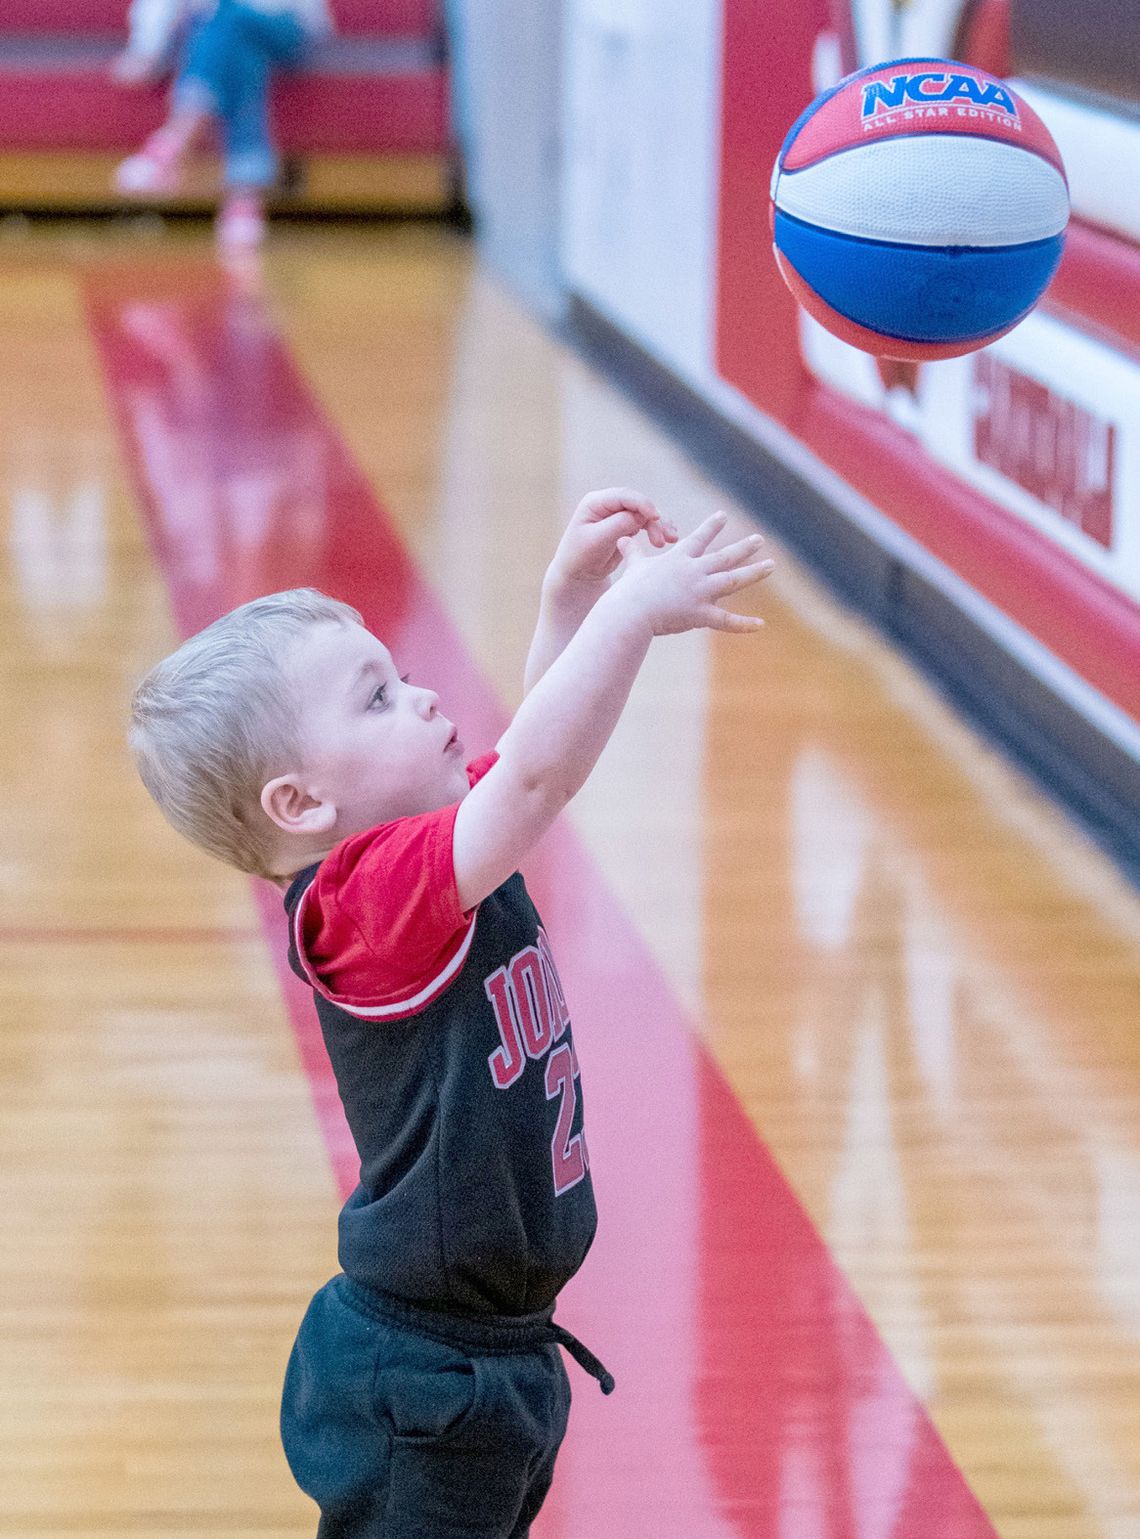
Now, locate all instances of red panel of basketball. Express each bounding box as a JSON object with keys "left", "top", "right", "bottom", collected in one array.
[{"left": 781, "top": 61, "right": 1067, "bottom": 177}]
